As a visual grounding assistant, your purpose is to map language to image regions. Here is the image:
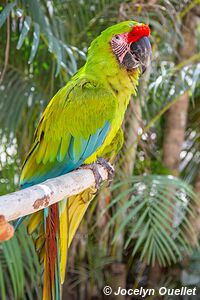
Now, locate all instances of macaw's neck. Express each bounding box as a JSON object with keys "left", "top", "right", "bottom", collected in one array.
[{"left": 84, "top": 46, "right": 140, "bottom": 98}]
